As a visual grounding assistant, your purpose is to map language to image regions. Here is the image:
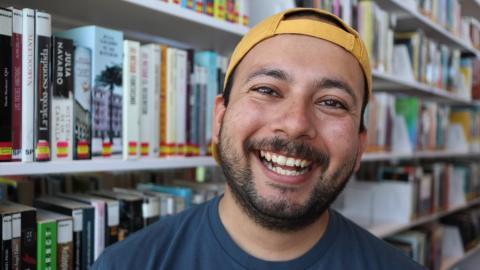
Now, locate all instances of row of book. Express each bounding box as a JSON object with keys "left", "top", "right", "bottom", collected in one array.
[
  {"left": 338, "top": 161, "right": 480, "bottom": 227},
  {"left": 160, "top": 0, "right": 250, "bottom": 26},
  {"left": 0, "top": 179, "right": 224, "bottom": 270},
  {"left": 366, "top": 92, "right": 480, "bottom": 153},
  {"left": 296, "top": 0, "right": 478, "bottom": 48},
  {"left": 386, "top": 207, "right": 480, "bottom": 270},
  {"left": 296, "top": 0, "right": 479, "bottom": 100},
  {"left": 0, "top": 7, "right": 229, "bottom": 163}
]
